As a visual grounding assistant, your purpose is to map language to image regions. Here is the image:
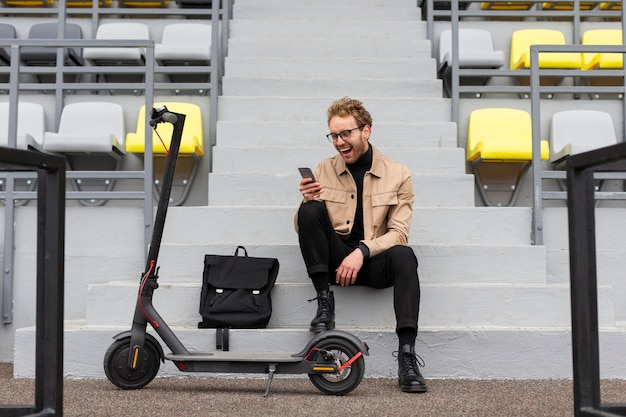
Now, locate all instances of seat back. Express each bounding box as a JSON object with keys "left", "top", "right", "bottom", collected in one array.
[
  {"left": 0, "top": 102, "right": 46, "bottom": 149},
  {"left": 22, "top": 23, "right": 84, "bottom": 64},
  {"left": 83, "top": 22, "right": 150, "bottom": 63},
  {"left": 467, "top": 108, "right": 549, "bottom": 161},
  {"left": 2, "top": 0, "right": 53, "bottom": 6},
  {"left": 54, "top": 102, "right": 125, "bottom": 151},
  {"left": 581, "top": 29, "right": 623, "bottom": 70},
  {"left": 155, "top": 23, "right": 211, "bottom": 63},
  {"left": 126, "top": 102, "right": 204, "bottom": 156},
  {"left": 510, "top": 28, "right": 580, "bottom": 70},
  {"left": 542, "top": 1, "right": 596, "bottom": 9},
  {"left": 481, "top": 1, "right": 532, "bottom": 9},
  {"left": 0, "top": 23, "right": 16, "bottom": 65},
  {"left": 549, "top": 110, "right": 617, "bottom": 162},
  {"left": 119, "top": 0, "right": 169, "bottom": 7},
  {"left": 438, "top": 28, "right": 504, "bottom": 70}
]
